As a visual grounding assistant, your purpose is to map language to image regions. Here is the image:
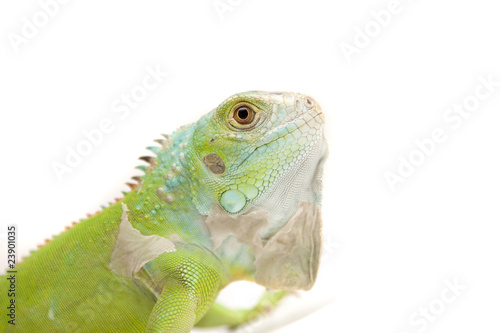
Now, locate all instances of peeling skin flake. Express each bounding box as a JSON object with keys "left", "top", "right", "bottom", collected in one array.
[
  {"left": 255, "top": 202, "right": 321, "bottom": 290},
  {"left": 205, "top": 201, "right": 321, "bottom": 290},
  {"left": 205, "top": 205, "right": 269, "bottom": 253},
  {"left": 109, "top": 203, "right": 176, "bottom": 277}
]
